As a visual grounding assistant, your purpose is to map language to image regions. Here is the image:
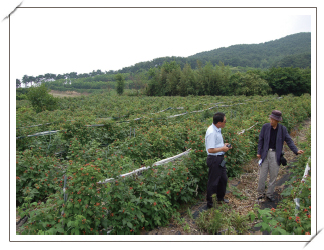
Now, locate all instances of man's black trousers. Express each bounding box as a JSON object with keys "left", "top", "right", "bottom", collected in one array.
[{"left": 206, "top": 155, "right": 228, "bottom": 208}]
